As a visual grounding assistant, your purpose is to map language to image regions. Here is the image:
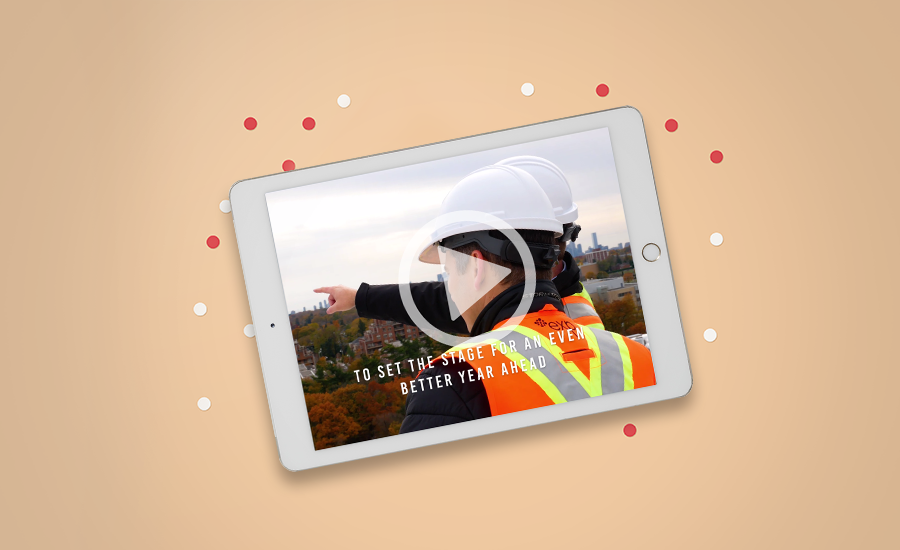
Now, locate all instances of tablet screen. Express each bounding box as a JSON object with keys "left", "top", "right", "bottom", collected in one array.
[{"left": 265, "top": 127, "right": 655, "bottom": 450}]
